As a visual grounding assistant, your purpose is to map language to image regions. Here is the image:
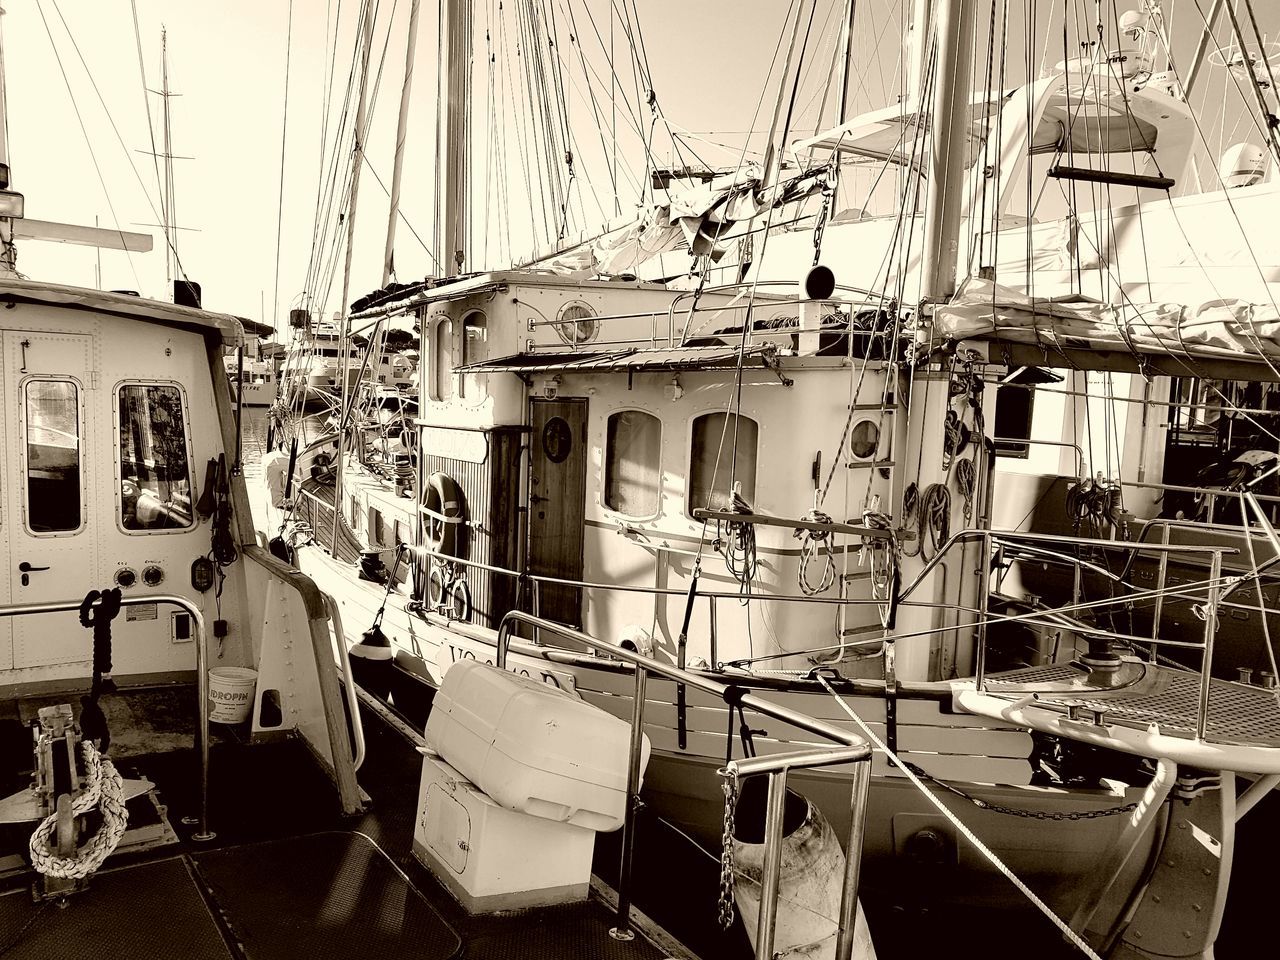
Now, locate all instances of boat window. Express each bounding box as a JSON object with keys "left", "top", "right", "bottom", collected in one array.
[
  {"left": 462, "top": 311, "right": 488, "bottom": 366},
  {"left": 994, "top": 386, "right": 1035, "bottom": 459},
  {"left": 605, "top": 410, "right": 662, "bottom": 517},
  {"left": 688, "top": 412, "right": 758, "bottom": 515},
  {"left": 433, "top": 317, "right": 455, "bottom": 401},
  {"left": 23, "top": 379, "right": 83, "bottom": 534},
  {"left": 118, "top": 383, "right": 194, "bottom": 531}
]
